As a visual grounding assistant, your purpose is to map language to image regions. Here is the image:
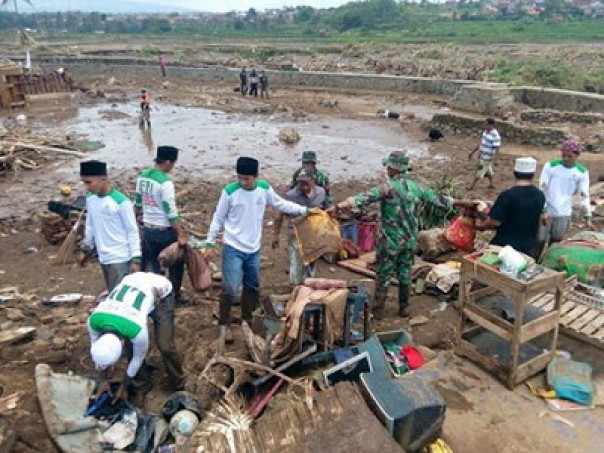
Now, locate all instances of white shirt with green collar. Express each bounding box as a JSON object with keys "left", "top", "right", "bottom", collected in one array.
[
  {"left": 206, "top": 179, "right": 308, "bottom": 254},
  {"left": 135, "top": 168, "right": 179, "bottom": 228},
  {"left": 84, "top": 189, "right": 141, "bottom": 265},
  {"left": 539, "top": 159, "right": 591, "bottom": 218}
]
